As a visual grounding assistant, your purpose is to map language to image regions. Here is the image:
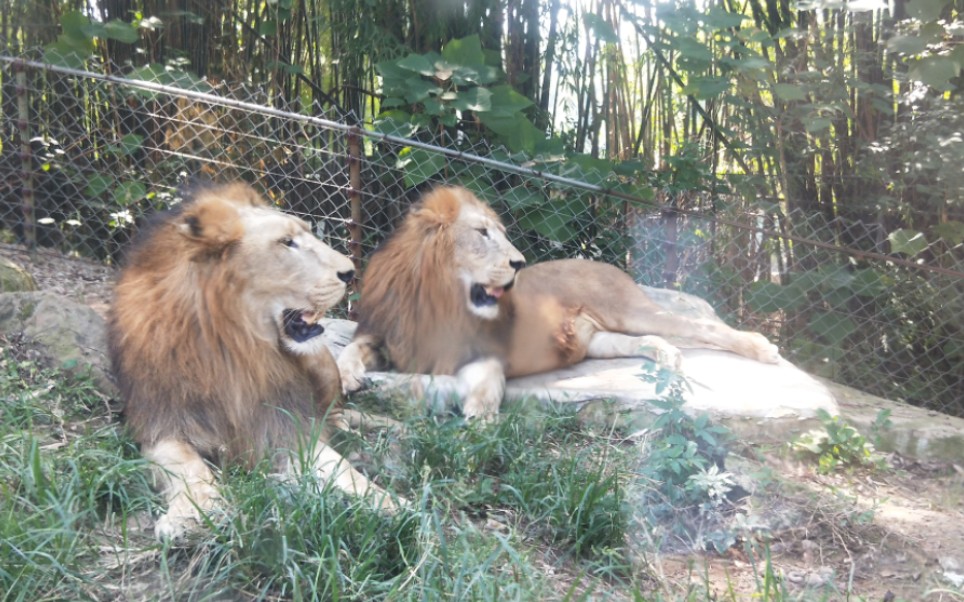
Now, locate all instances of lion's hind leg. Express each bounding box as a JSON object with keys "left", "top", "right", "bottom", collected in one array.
[
  {"left": 586, "top": 332, "right": 683, "bottom": 371},
  {"left": 144, "top": 439, "right": 220, "bottom": 540}
]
